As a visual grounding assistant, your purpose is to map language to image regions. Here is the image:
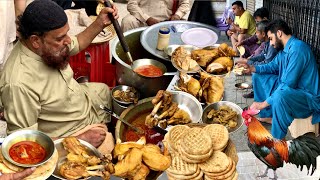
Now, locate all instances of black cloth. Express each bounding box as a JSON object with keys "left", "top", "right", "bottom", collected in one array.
[
  {"left": 21, "top": 0, "right": 67, "bottom": 33},
  {"left": 52, "top": 0, "right": 73, "bottom": 9},
  {"left": 71, "top": 0, "right": 99, "bottom": 16},
  {"left": 188, "top": 1, "right": 217, "bottom": 27}
]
